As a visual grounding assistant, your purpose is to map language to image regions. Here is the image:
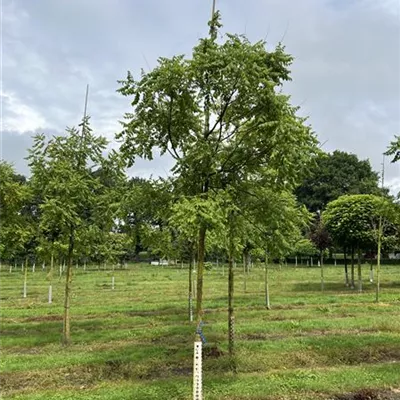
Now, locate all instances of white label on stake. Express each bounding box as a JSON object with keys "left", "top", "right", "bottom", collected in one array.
[{"left": 193, "top": 341, "right": 202, "bottom": 400}]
